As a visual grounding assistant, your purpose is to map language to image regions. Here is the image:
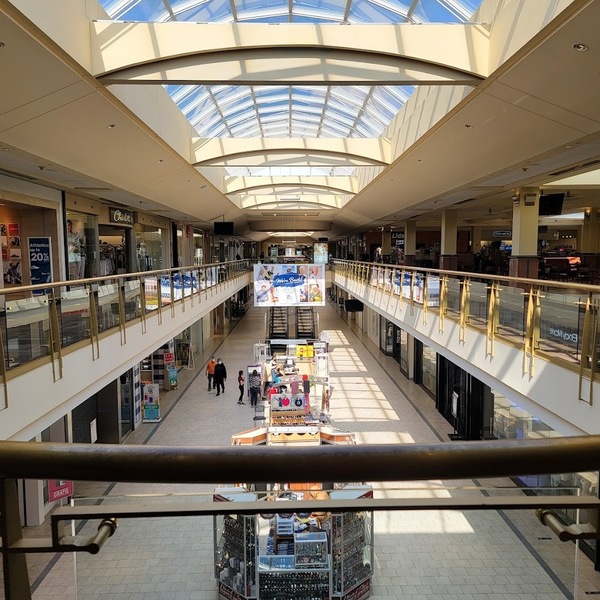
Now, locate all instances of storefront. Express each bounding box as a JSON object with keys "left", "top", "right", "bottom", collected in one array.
[
  {"left": 66, "top": 210, "right": 98, "bottom": 280},
  {"left": 379, "top": 318, "right": 409, "bottom": 370},
  {"left": 66, "top": 196, "right": 143, "bottom": 279},
  {"left": 414, "top": 339, "right": 436, "bottom": 398},
  {"left": 0, "top": 176, "right": 62, "bottom": 290},
  {"left": 98, "top": 207, "right": 134, "bottom": 276},
  {"left": 436, "top": 355, "right": 494, "bottom": 441},
  {"left": 135, "top": 213, "right": 171, "bottom": 273}
]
